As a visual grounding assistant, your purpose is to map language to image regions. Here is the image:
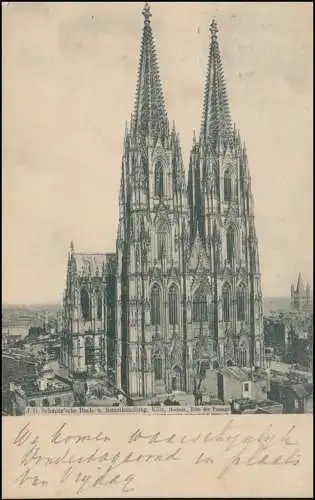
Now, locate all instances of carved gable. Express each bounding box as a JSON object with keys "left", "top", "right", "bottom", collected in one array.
[
  {"left": 150, "top": 265, "right": 161, "bottom": 283},
  {"left": 188, "top": 231, "right": 210, "bottom": 273},
  {"left": 154, "top": 202, "right": 171, "bottom": 232},
  {"left": 152, "top": 138, "right": 166, "bottom": 160},
  {"left": 168, "top": 266, "right": 179, "bottom": 281}
]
